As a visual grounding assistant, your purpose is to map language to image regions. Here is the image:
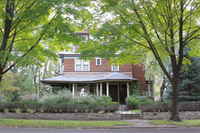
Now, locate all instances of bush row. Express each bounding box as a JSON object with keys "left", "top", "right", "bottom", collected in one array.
[
  {"left": 126, "top": 95, "right": 154, "bottom": 109},
  {"left": 178, "top": 96, "right": 200, "bottom": 102},
  {"left": 140, "top": 101, "right": 200, "bottom": 112},
  {"left": 0, "top": 91, "right": 119, "bottom": 113}
]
